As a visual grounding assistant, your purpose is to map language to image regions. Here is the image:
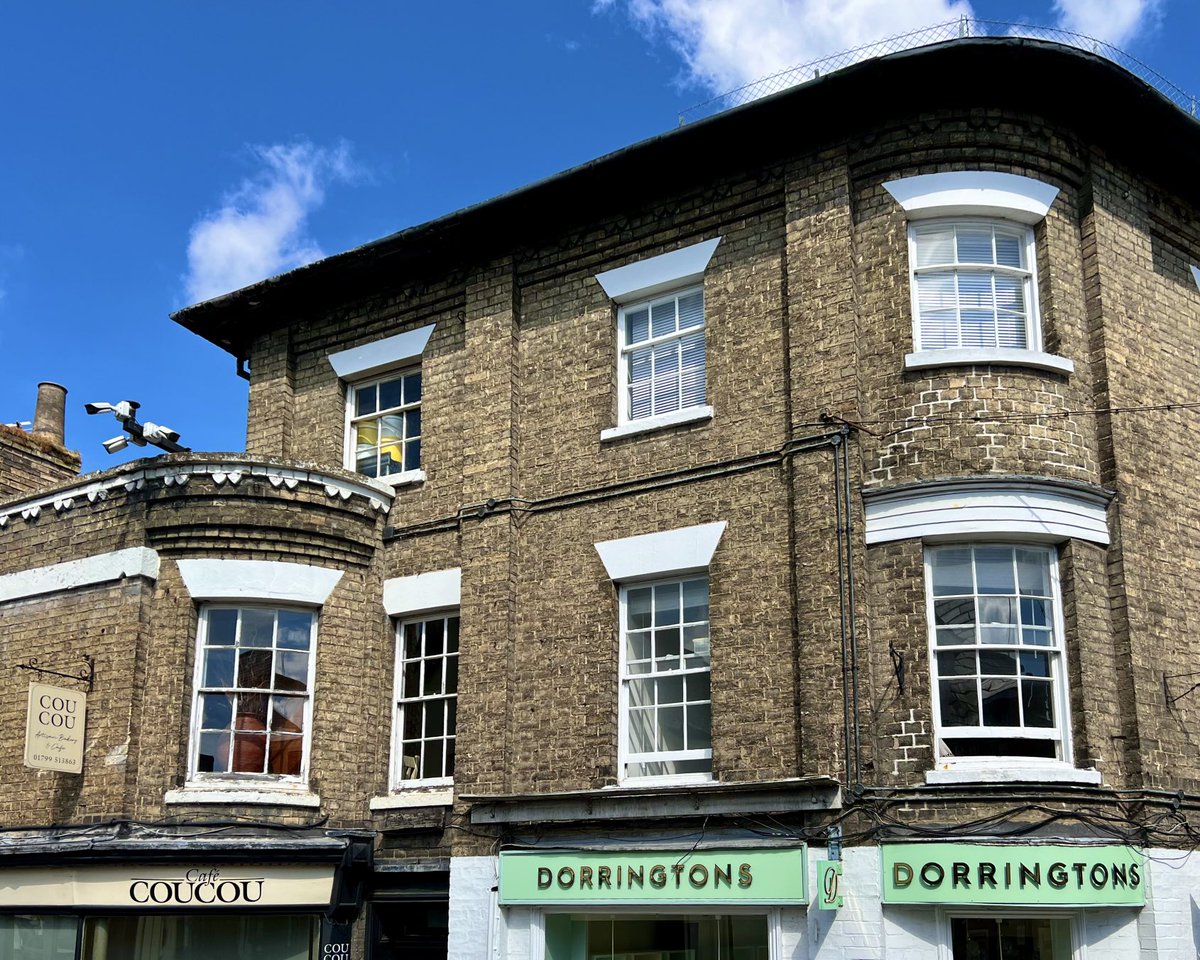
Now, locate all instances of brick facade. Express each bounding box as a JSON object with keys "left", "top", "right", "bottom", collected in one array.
[{"left": 3, "top": 37, "right": 1200, "bottom": 960}]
